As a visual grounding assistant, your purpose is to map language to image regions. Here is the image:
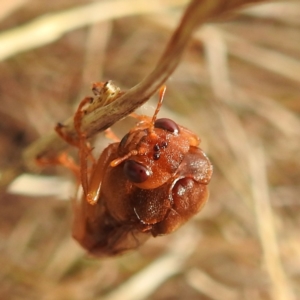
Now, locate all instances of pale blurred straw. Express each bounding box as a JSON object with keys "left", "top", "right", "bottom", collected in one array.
[
  {"left": 200, "top": 25, "right": 251, "bottom": 170},
  {"left": 249, "top": 143, "right": 295, "bottom": 300},
  {"left": 8, "top": 174, "right": 74, "bottom": 198},
  {"left": 202, "top": 29, "right": 294, "bottom": 300},
  {"left": 5, "top": 210, "right": 40, "bottom": 261},
  {"left": 233, "top": 88, "right": 300, "bottom": 140},
  {"left": 44, "top": 237, "right": 85, "bottom": 279},
  {"left": 101, "top": 226, "right": 199, "bottom": 300},
  {"left": 199, "top": 25, "right": 300, "bottom": 140},
  {"left": 199, "top": 25, "right": 233, "bottom": 101},
  {"left": 0, "top": 0, "right": 189, "bottom": 61},
  {"left": 186, "top": 268, "right": 239, "bottom": 300},
  {"left": 200, "top": 25, "right": 254, "bottom": 207},
  {"left": 220, "top": 30, "right": 300, "bottom": 84},
  {"left": 202, "top": 124, "right": 255, "bottom": 230},
  {"left": 200, "top": 26, "right": 296, "bottom": 300},
  {"left": 198, "top": 25, "right": 259, "bottom": 237},
  {"left": 0, "top": 0, "right": 29, "bottom": 21},
  {"left": 243, "top": 1, "right": 300, "bottom": 26},
  {"left": 1, "top": 204, "right": 64, "bottom": 283}
]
